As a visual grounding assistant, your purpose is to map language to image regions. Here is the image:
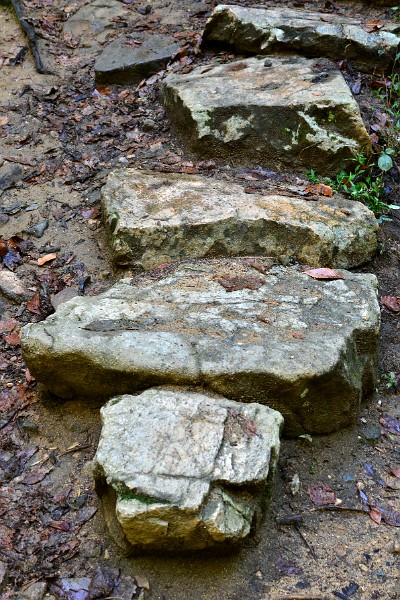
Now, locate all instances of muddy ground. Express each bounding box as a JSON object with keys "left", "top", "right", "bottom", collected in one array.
[{"left": 0, "top": 0, "right": 399, "bottom": 598}]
